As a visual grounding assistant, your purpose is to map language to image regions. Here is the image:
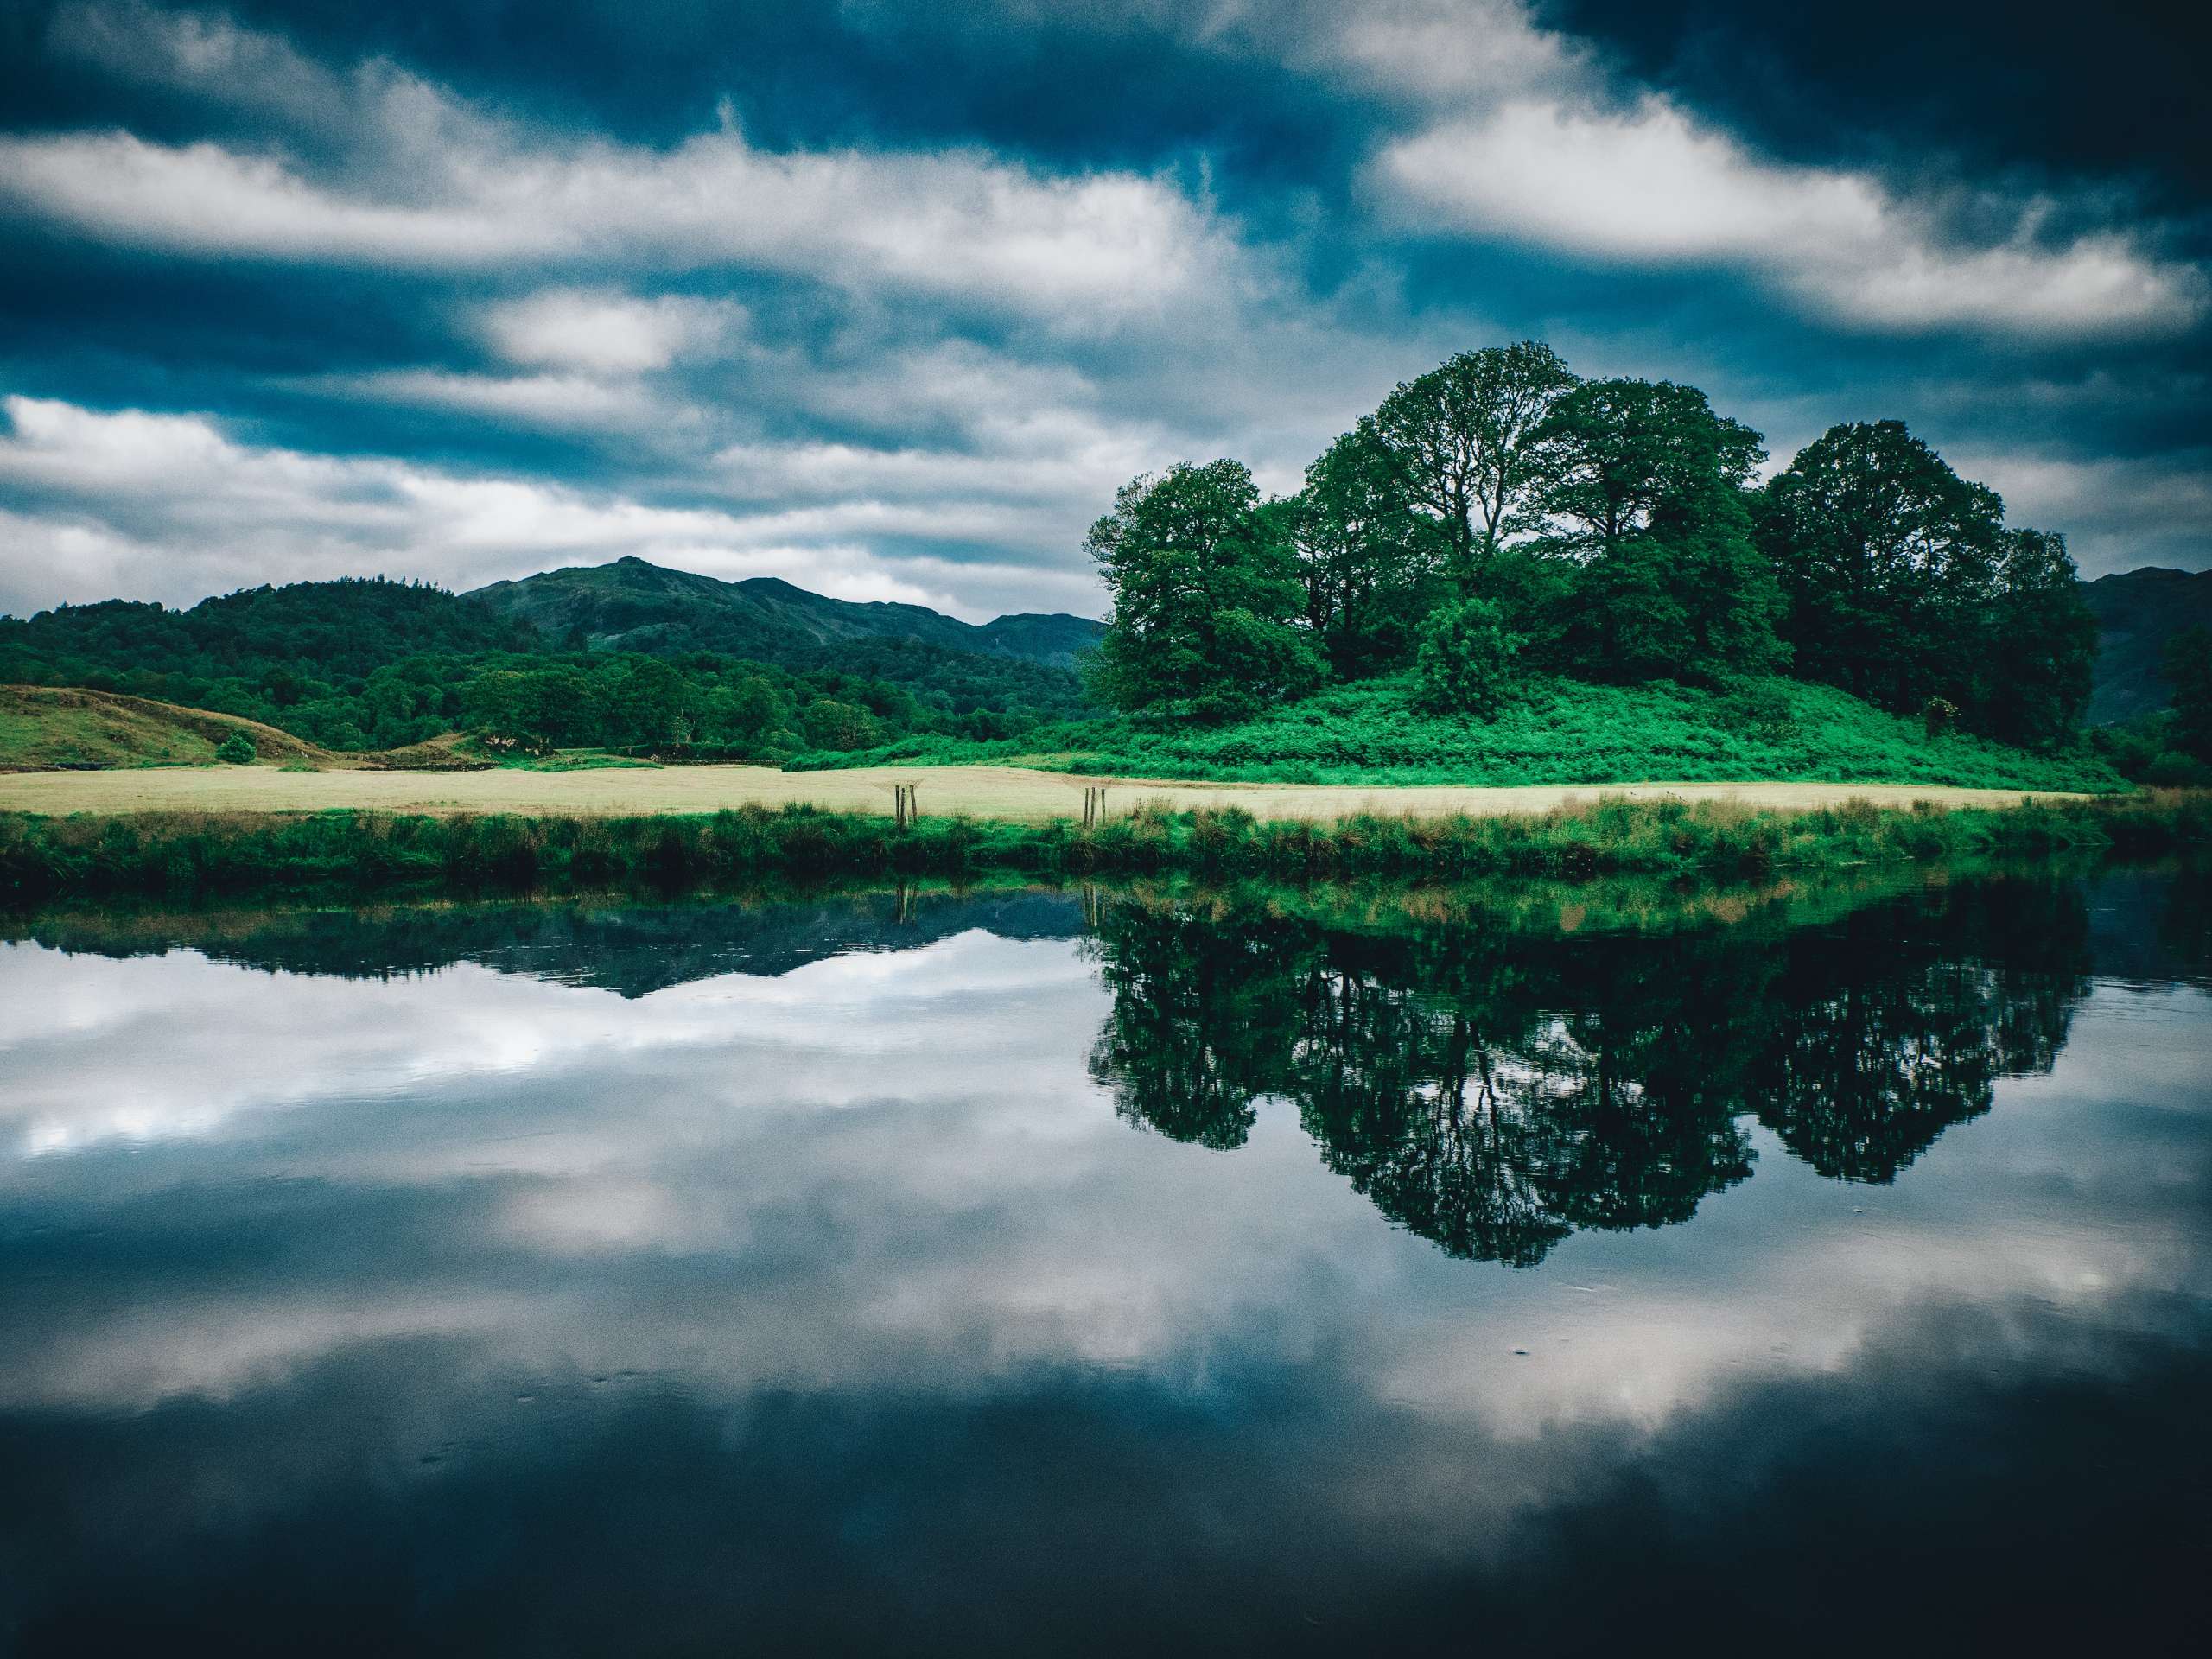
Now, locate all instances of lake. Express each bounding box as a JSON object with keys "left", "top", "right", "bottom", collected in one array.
[{"left": 2, "top": 867, "right": 2207, "bottom": 1653}]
